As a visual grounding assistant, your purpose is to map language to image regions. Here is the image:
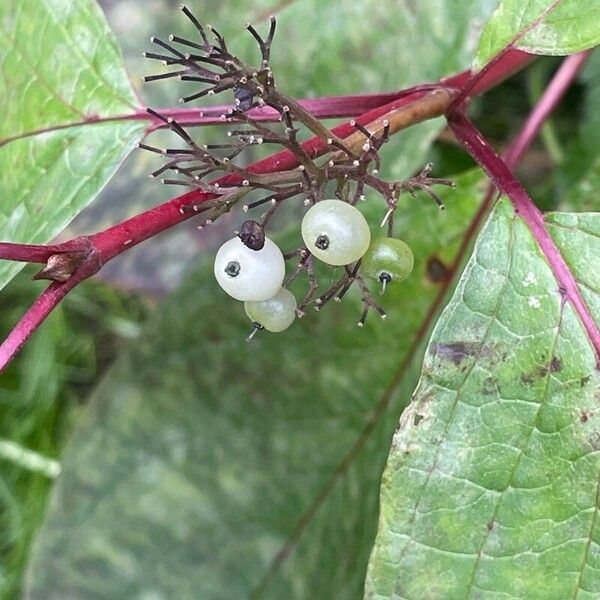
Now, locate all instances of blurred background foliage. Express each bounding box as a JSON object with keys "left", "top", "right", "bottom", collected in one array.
[
  {"left": 0, "top": 0, "right": 598, "bottom": 598},
  {"left": 0, "top": 270, "right": 152, "bottom": 597}
]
